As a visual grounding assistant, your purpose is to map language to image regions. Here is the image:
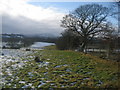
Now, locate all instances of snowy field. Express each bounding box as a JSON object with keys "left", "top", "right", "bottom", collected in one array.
[
  {"left": 0, "top": 42, "right": 54, "bottom": 88},
  {"left": 0, "top": 49, "right": 35, "bottom": 87}
]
